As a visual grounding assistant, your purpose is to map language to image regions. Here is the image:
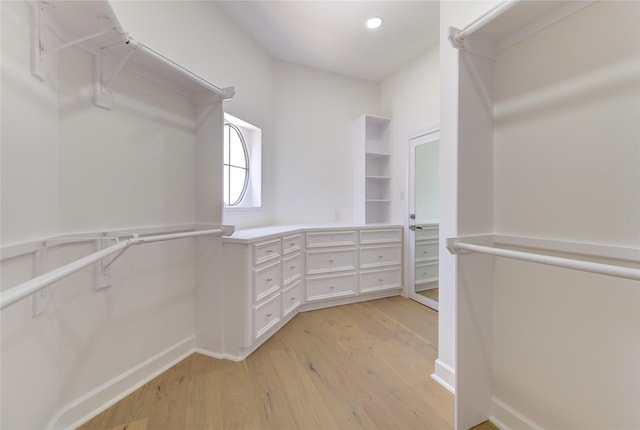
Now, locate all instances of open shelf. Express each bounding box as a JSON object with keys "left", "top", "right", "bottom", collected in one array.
[
  {"left": 354, "top": 115, "right": 393, "bottom": 224},
  {"left": 34, "top": 1, "right": 233, "bottom": 109}
]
